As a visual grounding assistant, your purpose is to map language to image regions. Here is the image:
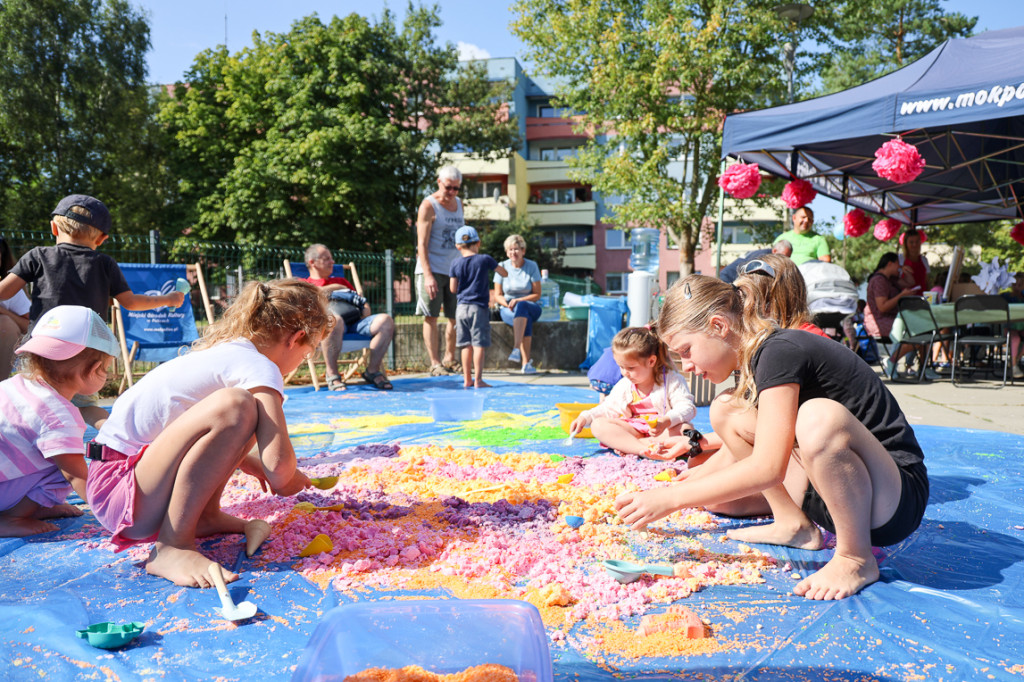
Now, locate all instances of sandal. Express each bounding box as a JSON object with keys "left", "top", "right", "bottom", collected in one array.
[
  {"left": 326, "top": 376, "right": 346, "bottom": 391},
  {"left": 362, "top": 371, "right": 393, "bottom": 390},
  {"left": 429, "top": 364, "right": 451, "bottom": 377}
]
